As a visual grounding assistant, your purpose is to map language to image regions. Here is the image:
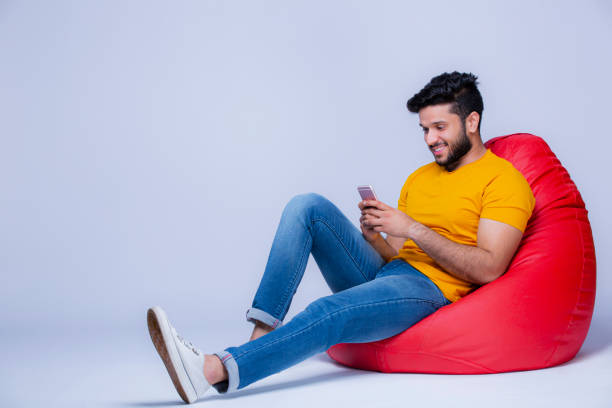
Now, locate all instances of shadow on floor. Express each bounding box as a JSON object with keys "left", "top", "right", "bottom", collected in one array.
[
  {"left": 119, "top": 354, "right": 368, "bottom": 407},
  {"left": 120, "top": 323, "right": 612, "bottom": 407},
  {"left": 201, "top": 366, "right": 367, "bottom": 402},
  {"left": 571, "top": 321, "right": 612, "bottom": 362},
  {"left": 120, "top": 402, "right": 181, "bottom": 407}
]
